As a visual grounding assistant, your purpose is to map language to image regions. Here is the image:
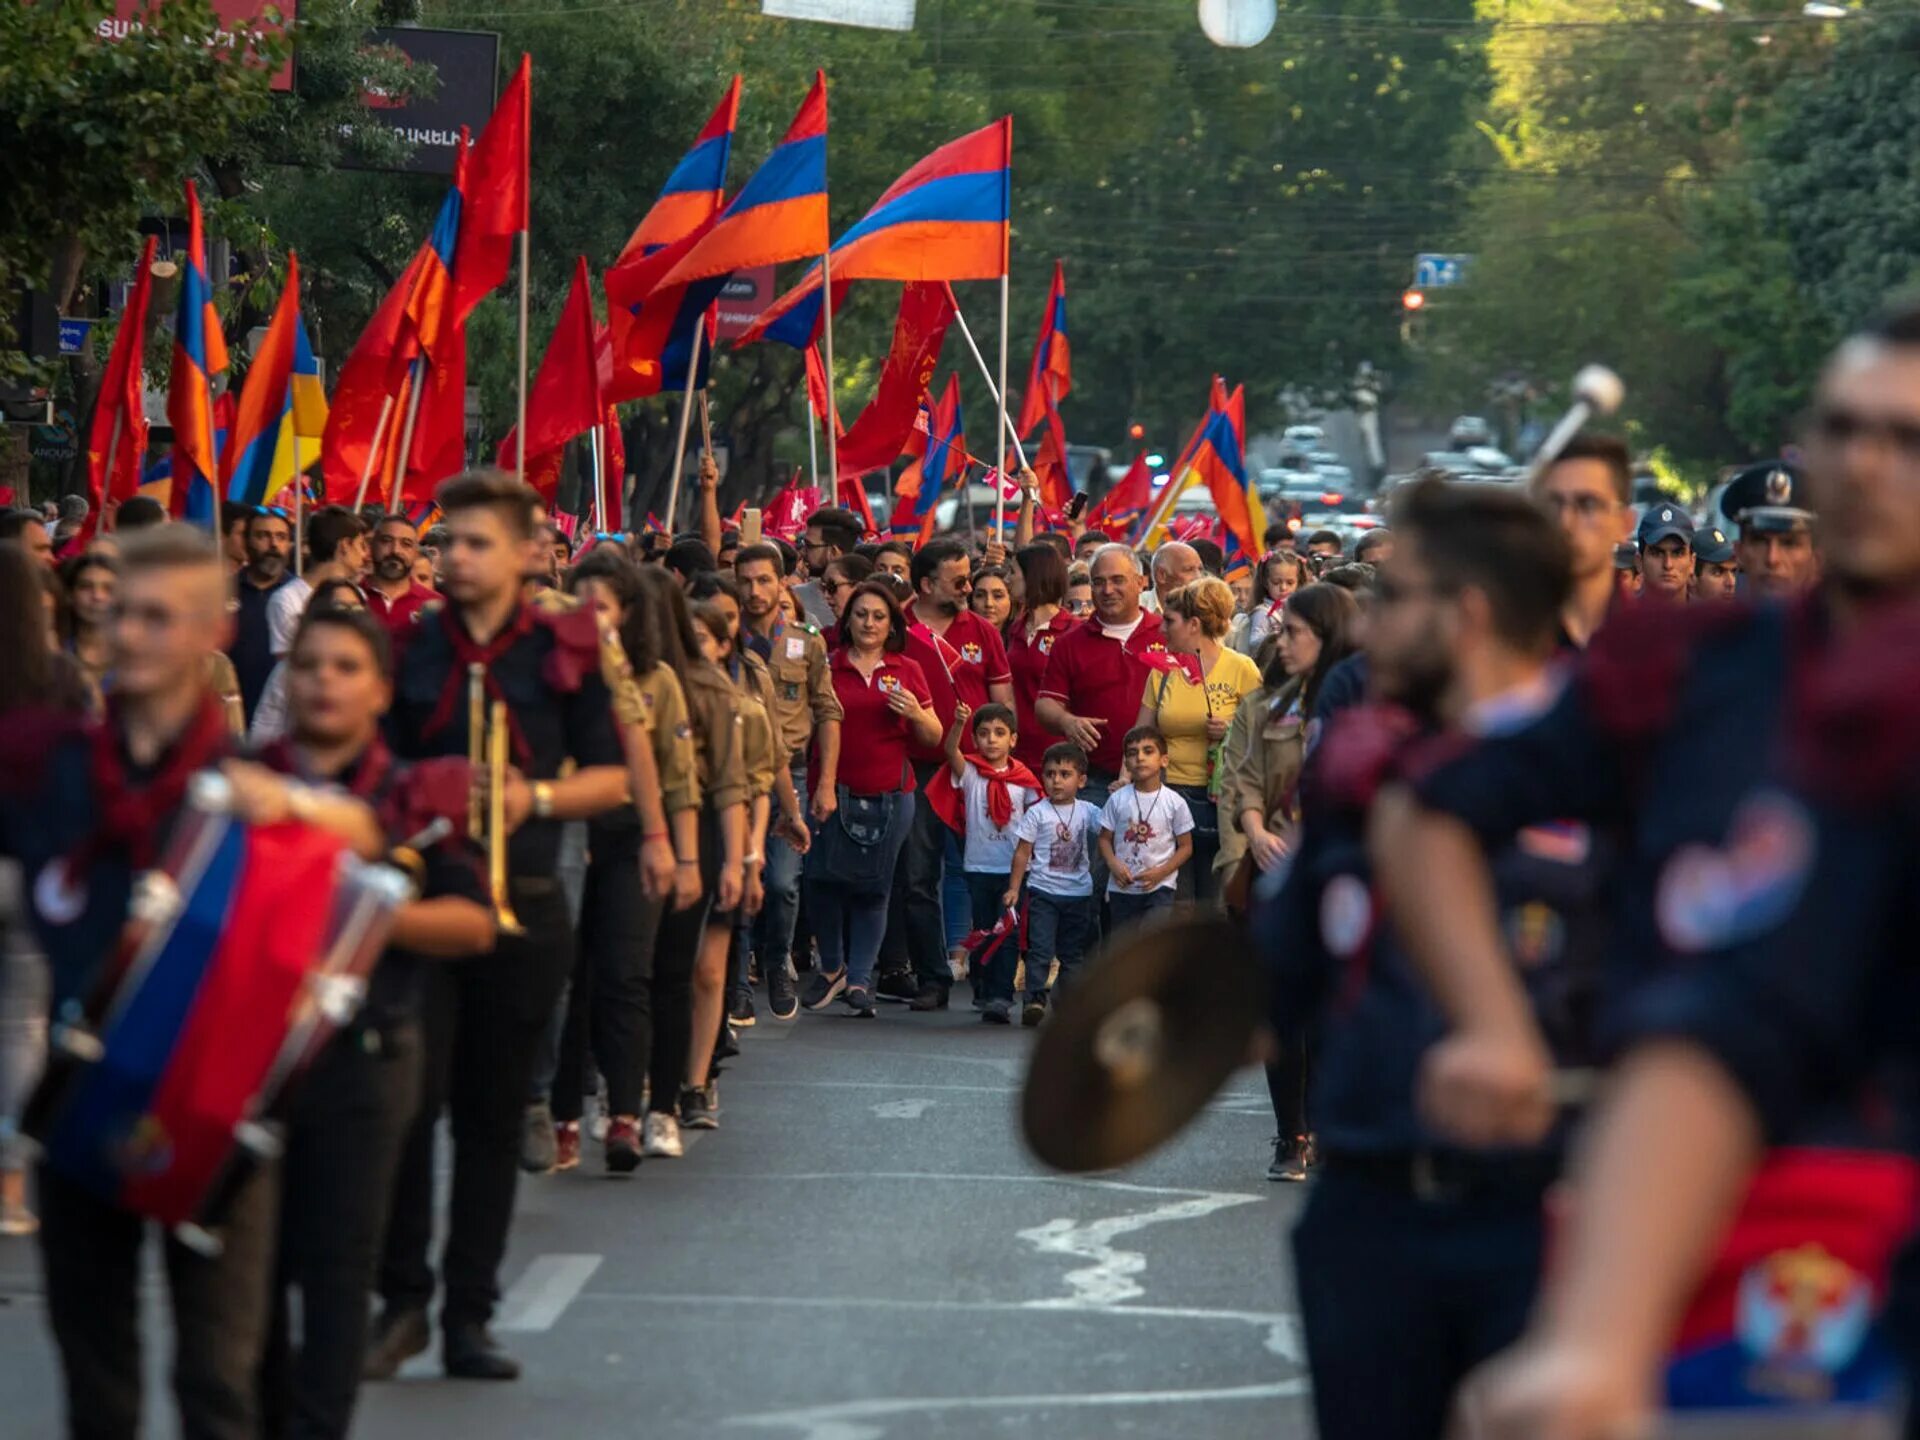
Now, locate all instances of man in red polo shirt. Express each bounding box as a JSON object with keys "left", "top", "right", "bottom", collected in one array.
[
  {"left": 1035, "top": 542, "right": 1164, "bottom": 805},
  {"left": 884, "top": 537, "right": 1015, "bottom": 1010},
  {"left": 363, "top": 514, "right": 439, "bottom": 633}
]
